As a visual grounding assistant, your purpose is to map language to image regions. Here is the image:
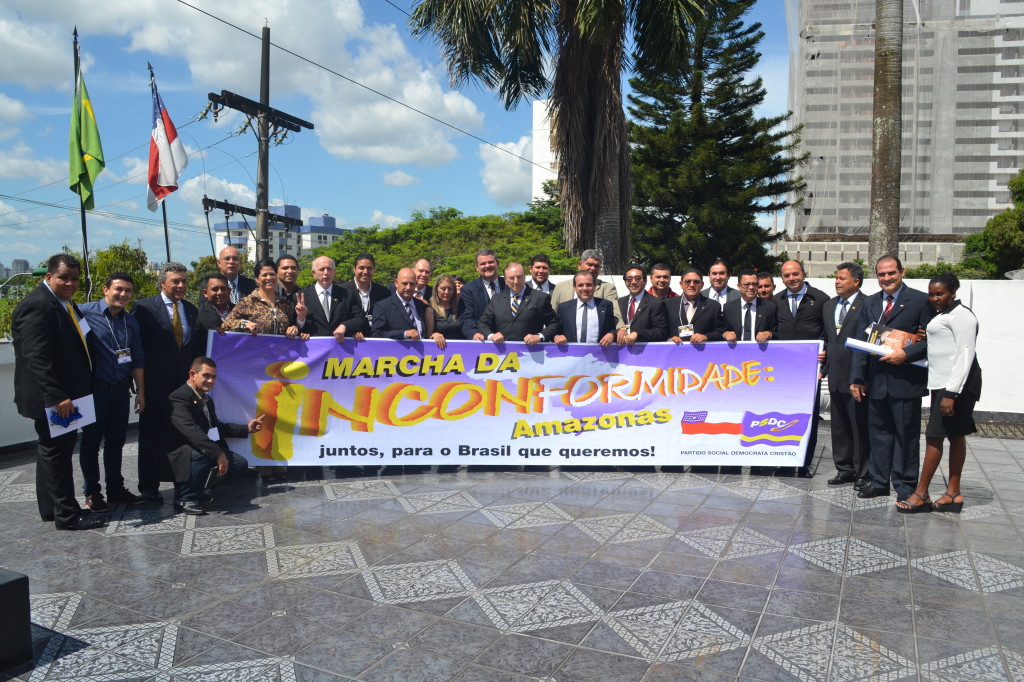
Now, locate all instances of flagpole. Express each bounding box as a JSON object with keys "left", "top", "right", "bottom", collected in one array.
[
  {"left": 73, "top": 28, "right": 93, "bottom": 300},
  {"left": 162, "top": 201, "right": 171, "bottom": 262}
]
